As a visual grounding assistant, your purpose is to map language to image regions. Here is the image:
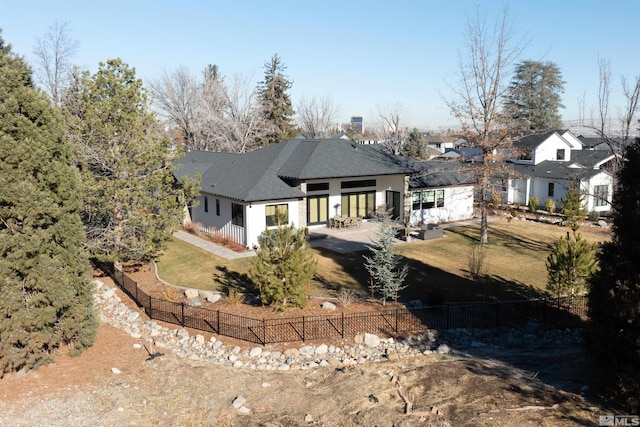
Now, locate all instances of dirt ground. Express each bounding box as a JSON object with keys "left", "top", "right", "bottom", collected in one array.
[{"left": 0, "top": 269, "right": 606, "bottom": 427}]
